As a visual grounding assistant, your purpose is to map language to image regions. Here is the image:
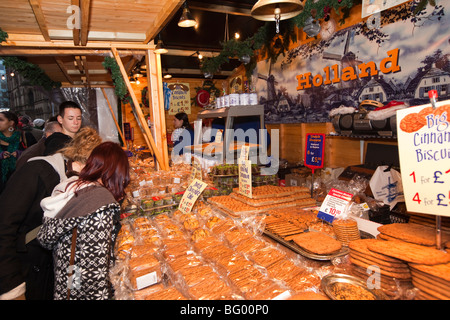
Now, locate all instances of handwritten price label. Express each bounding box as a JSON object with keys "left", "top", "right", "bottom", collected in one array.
[
  {"left": 178, "top": 179, "right": 207, "bottom": 214},
  {"left": 238, "top": 159, "right": 252, "bottom": 198},
  {"left": 397, "top": 100, "right": 450, "bottom": 217}
]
